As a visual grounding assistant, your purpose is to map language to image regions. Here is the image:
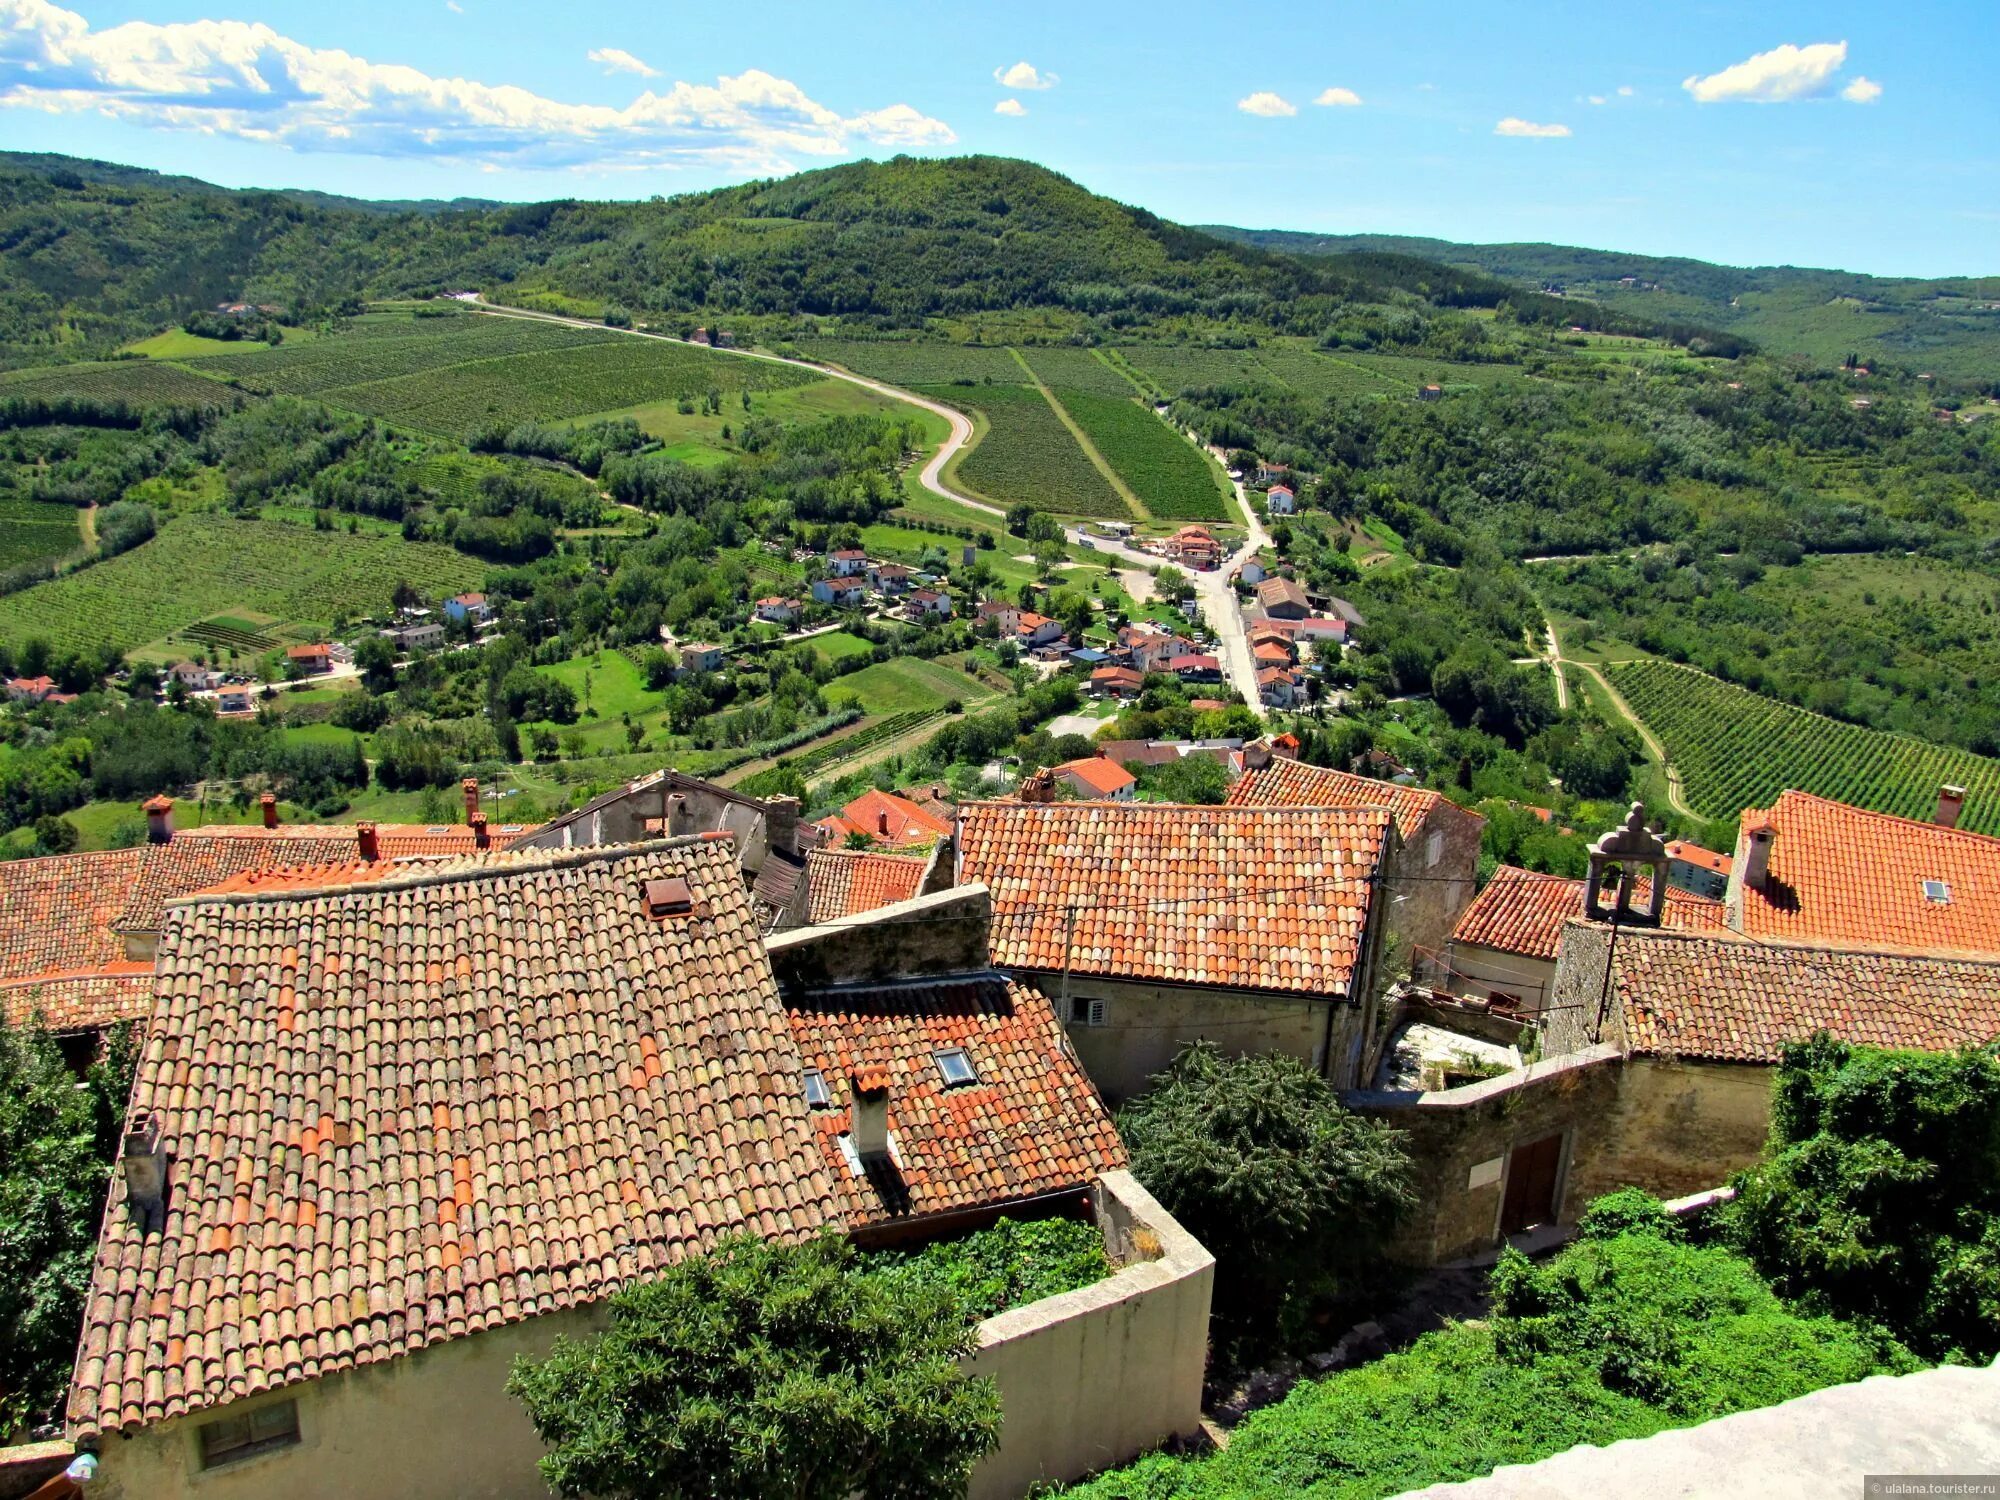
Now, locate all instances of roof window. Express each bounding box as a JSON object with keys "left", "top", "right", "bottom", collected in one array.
[
  {"left": 1921, "top": 879, "right": 1952, "bottom": 904},
  {"left": 803, "top": 1068, "right": 830, "bottom": 1108},
  {"left": 934, "top": 1048, "right": 977, "bottom": 1087}
]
